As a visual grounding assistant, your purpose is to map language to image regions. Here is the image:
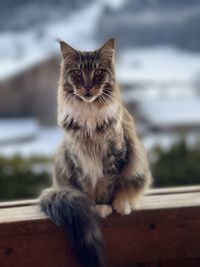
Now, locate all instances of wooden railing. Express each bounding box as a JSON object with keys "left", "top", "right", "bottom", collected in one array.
[{"left": 0, "top": 186, "right": 200, "bottom": 267}]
